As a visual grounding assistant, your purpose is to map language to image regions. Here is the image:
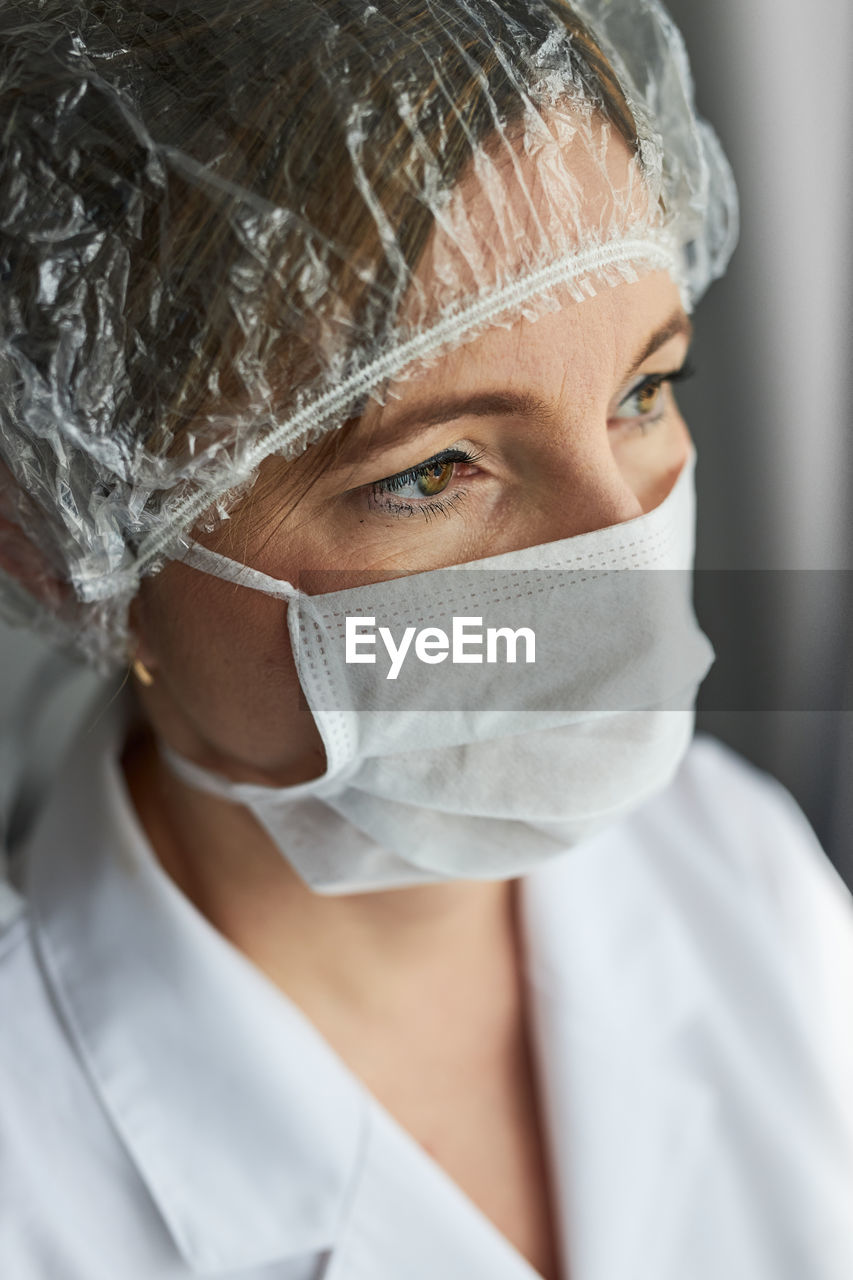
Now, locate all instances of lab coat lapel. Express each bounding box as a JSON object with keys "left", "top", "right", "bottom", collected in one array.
[
  {"left": 324, "top": 1098, "right": 544, "bottom": 1280},
  {"left": 326, "top": 827, "right": 715, "bottom": 1280},
  {"left": 519, "top": 831, "right": 716, "bottom": 1280}
]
